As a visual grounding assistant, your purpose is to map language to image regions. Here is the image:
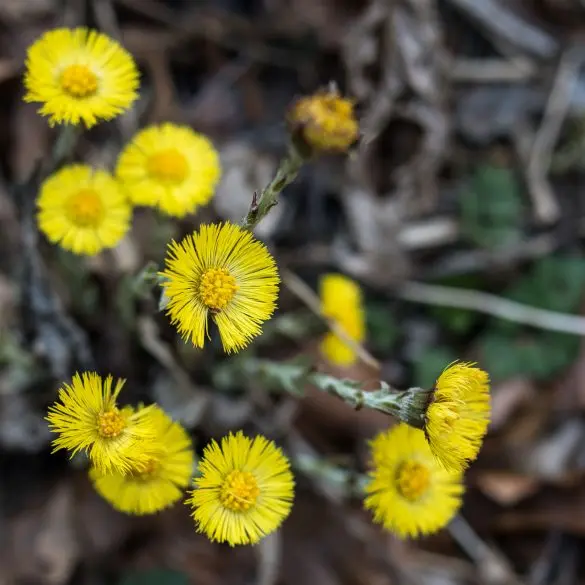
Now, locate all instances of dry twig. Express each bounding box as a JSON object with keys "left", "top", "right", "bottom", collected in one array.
[
  {"left": 282, "top": 269, "right": 381, "bottom": 371},
  {"left": 526, "top": 49, "right": 582, "bottom": 223},
  {"left": 397, "top": 281, "right": 585, "bottom": 335}
]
